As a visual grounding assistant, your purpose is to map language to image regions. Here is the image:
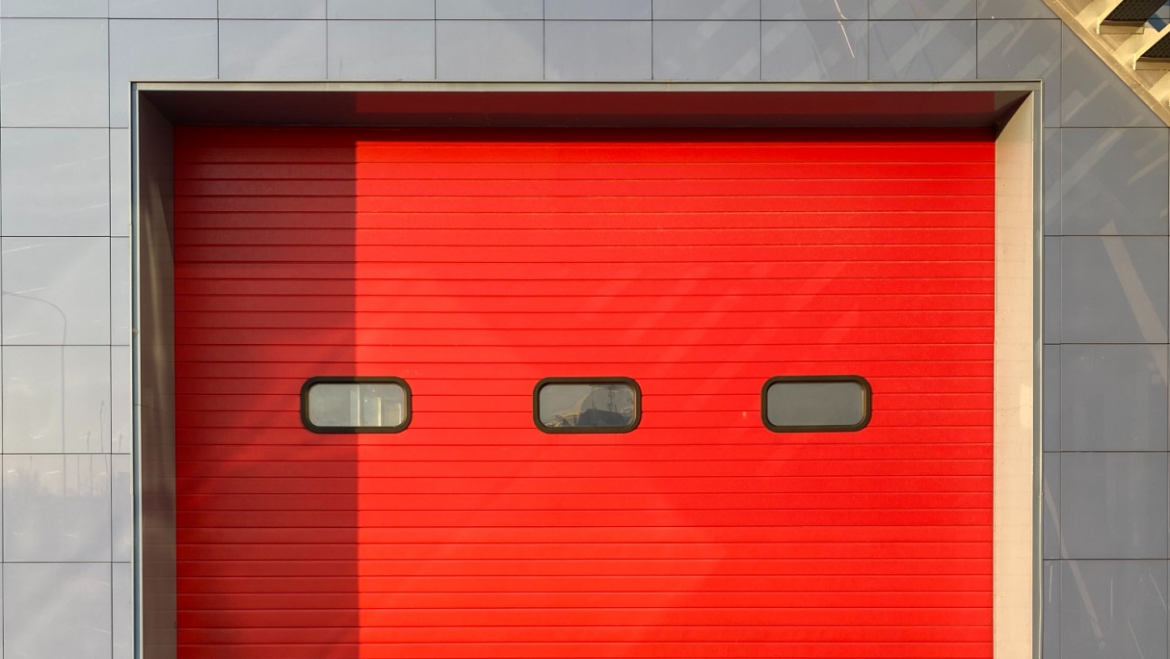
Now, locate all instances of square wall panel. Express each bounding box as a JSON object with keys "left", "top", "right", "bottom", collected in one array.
[
  {"left": 4, "top": 563, "right": 111, "bottom": 659},
  {"left": 546, "top": 21, "right": 652, "bottom": 81},
  {"left": 2, "top": 347, "right": 112, "bottom": 454},
  {"left": 1059, "top": 453, "right": 1169, "bottom": 559},
  {"left": 761, "top": 21, "right": 868, "bottom": 81},
  {"left": 0, "top": 19, "right": 109, "bottom": 127},
  {"left": 1, "top": 128, "right": 110, "bottom": 236},
  {"left": 1060, "top": 344, "right": 1169, "bottom": 451},
  {"left": 220, "top": 20, "right": 328, "bottom": 79},
  {"left": 3, "top": 454, "right": 111, "bottom": 562},
  {"left": 869, "top": 20, "right": 977, "bottom": 81},
  {"left": 2, "top": 237, "right": 111, "bottom": 345},
  {"left": 1059, "top": 560, "right": 1169, "bottom": 658},
  {"left": 1060, "top": 236, "right": 1169, "bottom": 344},
  {"left": 653, "top": 21, "right": 762, "bottom": 80},
  {"left": 437, "top": 21, "right": 544, "bottom": 80},
  {"left": 1060, "top": 128, "right": 1170, "bottom": 236},
  {"left": 327, "top": 20, "right": 436, "bottom": 80}
]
